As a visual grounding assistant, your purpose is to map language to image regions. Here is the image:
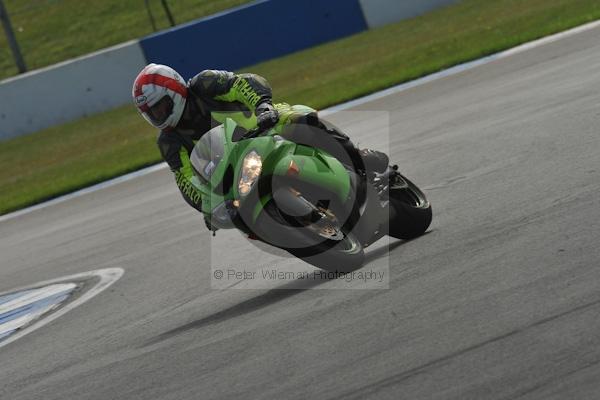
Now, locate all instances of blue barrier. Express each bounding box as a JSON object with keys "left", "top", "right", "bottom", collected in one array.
[{"left": 139, "top": 0, "right": 368, "bottom": 80}]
